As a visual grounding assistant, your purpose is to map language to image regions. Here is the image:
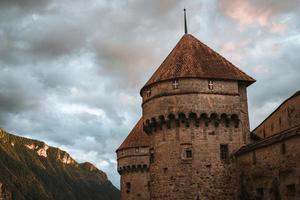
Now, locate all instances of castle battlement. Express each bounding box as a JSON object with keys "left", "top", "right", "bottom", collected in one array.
[
  {"left": 143, "top": 112, "right": 240, "bottom": 134},
  {"left": 118, "top": 164, "right": 149, "bottom": 175}
]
